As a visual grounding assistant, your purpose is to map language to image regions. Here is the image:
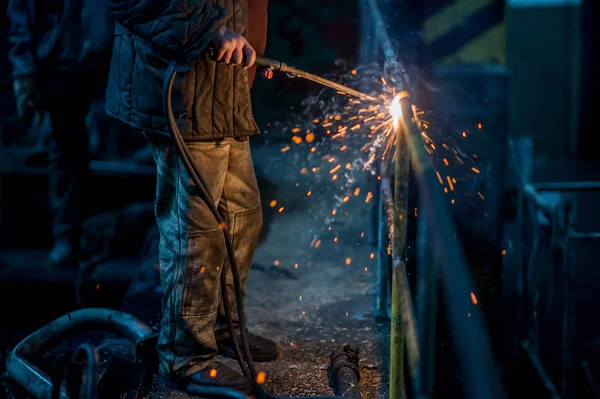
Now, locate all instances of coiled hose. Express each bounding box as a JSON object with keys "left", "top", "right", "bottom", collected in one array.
[{"left": 163, "top": 62, "right": 349, "bottom": 399}]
